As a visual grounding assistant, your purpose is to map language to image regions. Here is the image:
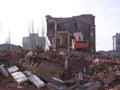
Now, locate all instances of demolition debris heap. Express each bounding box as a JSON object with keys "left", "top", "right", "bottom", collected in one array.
[{"left": 0, "top": 48, "right": 120, "bottom": 90}]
